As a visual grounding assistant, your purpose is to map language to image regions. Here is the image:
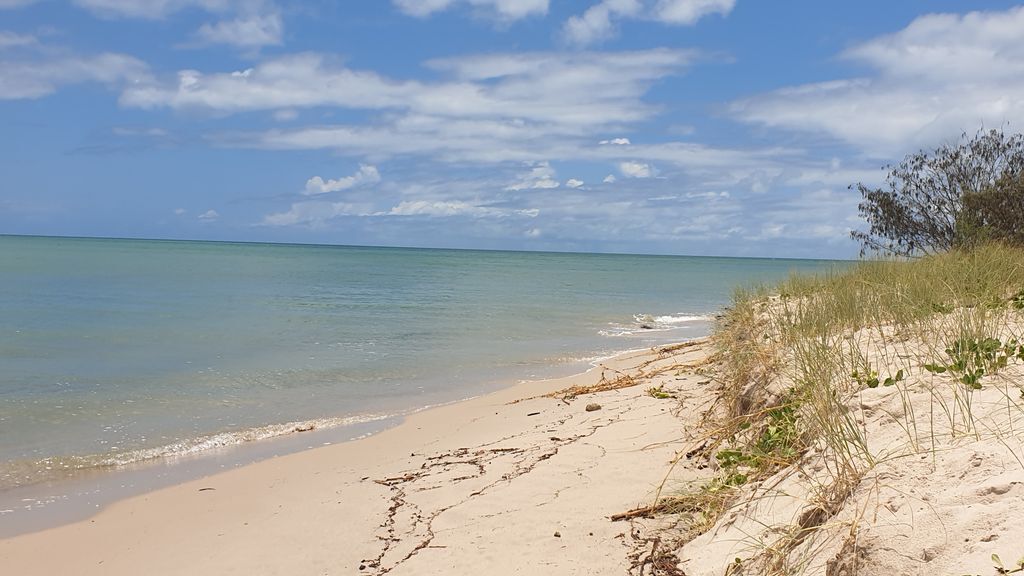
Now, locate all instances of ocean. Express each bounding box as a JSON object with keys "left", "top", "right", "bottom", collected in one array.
[{"left": 0, "top": 235, "right": 838, "bottom": 527}]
